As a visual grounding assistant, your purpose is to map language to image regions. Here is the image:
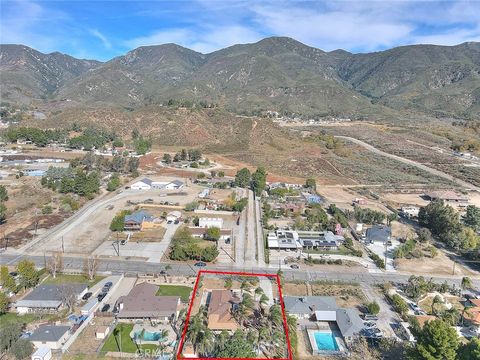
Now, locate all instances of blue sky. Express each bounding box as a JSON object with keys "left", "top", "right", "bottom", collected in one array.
[{"left": 1, "top": 0, "right": 480, "bottom": 61}]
